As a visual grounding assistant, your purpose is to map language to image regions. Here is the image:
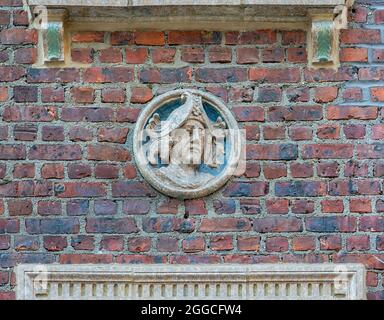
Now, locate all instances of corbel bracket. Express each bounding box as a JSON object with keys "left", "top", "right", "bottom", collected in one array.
[
  {"left": 37, "top": 8, "right": 68, "bottom": 63},
  {"left": 308, "top": 1, "right": 352, "bottom": 69}
]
